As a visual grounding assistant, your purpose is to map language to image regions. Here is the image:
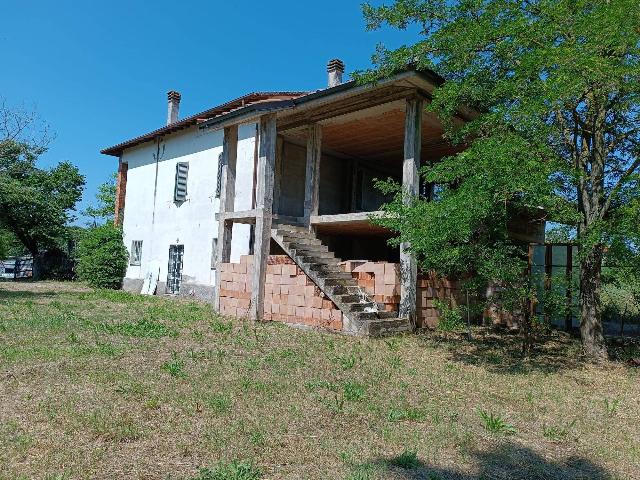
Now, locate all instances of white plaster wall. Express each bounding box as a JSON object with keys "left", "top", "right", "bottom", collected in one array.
[{"left": 121, "top": 121, "right": 257, "bottom": 291}]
